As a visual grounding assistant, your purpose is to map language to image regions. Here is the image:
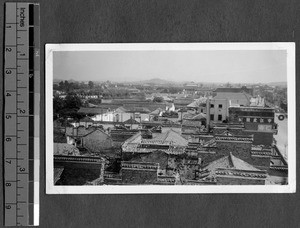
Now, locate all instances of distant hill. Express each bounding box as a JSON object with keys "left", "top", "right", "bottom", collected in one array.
[
  {"left": 134, "top": 78, "right": 176, "bottom": 85},
  {"left": 266, "top": 82, "right": 287, "bottom": 87},
  {"left": 53, "top": 78, "right": 78, "bottom": 83}
]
